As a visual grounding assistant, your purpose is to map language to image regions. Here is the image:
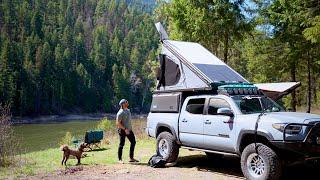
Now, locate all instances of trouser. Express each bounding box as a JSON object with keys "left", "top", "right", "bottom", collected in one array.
[{"left": 118, "top": 129, "right": 136, "bottom": 160}]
